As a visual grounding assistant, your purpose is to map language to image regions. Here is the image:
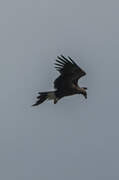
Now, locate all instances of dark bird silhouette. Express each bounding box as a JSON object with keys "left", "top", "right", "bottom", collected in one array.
[{"left": 32, "top": 55, "right": 87, "bottom": 106}]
